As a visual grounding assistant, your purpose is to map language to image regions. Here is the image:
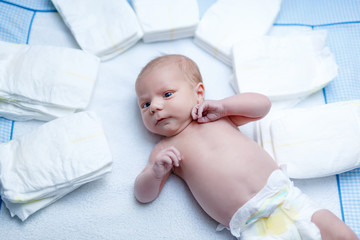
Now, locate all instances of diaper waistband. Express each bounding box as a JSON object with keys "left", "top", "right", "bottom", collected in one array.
[{"left": 229, "top": 169, "right": 292, "bottom": 238}]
